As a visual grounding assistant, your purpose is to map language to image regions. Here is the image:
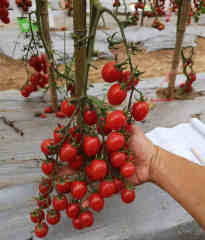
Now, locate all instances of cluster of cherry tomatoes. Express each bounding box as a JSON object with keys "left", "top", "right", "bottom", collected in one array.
[
  {"left": 15, "top": 0, "right": 32, "bottom": 12},
  {"left": 0, "top": 0, "right": 10, "bottom": 24},
  {"left": 152, "top": 18, "right": 165, "bottom": 30},
  {"left": 30, "top": 61, "right": 149, "bottom": 238},
  {"left": 21, "top": 54, "right": 48, "bottom": 98},
  {"left": 180, "top": 57, "right": 197, "bottom": 93}
]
